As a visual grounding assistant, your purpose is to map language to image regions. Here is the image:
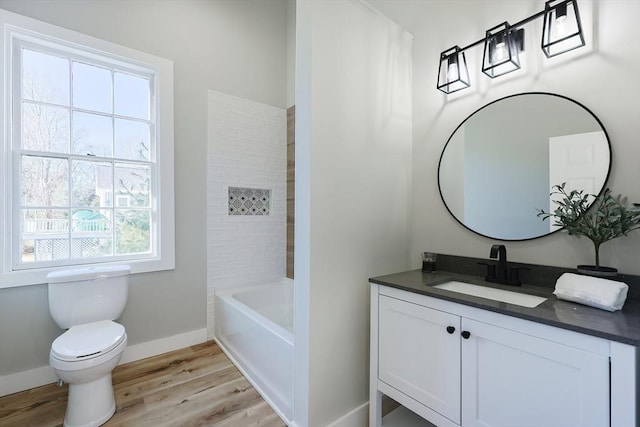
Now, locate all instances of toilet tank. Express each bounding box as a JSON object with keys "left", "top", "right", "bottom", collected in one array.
[{"left": 48, "top": 265, "right": 130, "bottom": 329}]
